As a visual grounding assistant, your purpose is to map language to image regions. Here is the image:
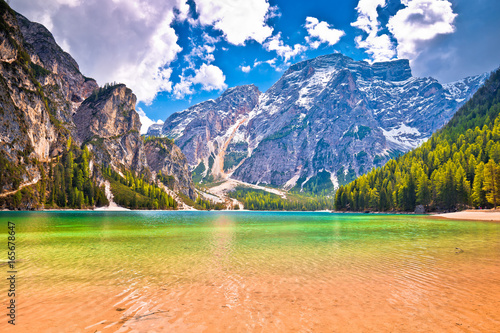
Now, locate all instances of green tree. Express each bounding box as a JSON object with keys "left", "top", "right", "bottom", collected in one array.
[{"left": 483, "top": 160, "right": 500, "bottom": 207}]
